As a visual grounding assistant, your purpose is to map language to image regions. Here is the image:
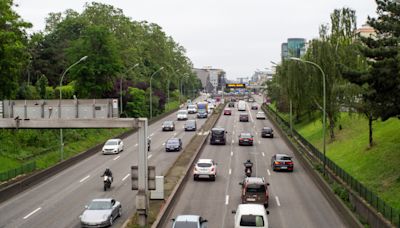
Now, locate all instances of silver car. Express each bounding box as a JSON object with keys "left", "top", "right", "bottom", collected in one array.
[{"left": 80, "top": 198, "right": 121, "bottom": 227}]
